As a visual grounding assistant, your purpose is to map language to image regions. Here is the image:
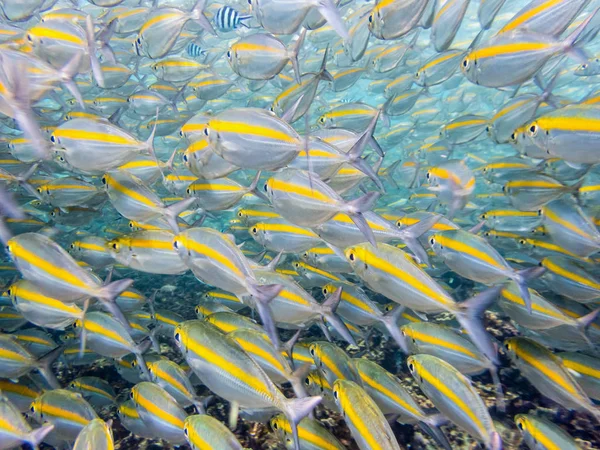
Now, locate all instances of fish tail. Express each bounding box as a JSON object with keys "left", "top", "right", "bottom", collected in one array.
[
  {"left": 379, "top": 304, "right": 409, "bottom": 353},
  {"left": 190, "top": 0, "right": 216, "bottom": 36},
  {"left": 288, "top": 362, "right": 312, "bottom": 399},
  {"left": 316, "top": 0, "right": 349, "bottom": 41},
  {"left": 59, "top": 53, "right": 85, "bottom": 108},
  {"left": 456, "top": 285, "right": 503, "bottom": 365},
  {"left": 247, "top": 281, "right": 283, "bottom": 350},
  {"left": 563, "top": 7, "right": 599, "bottom": 62},
  {"left": 320, "top": 287, "right": 357, "bottom": 346},
  {"left": 164, "top": 197, "right": 197, "bottom": 232},
  {"left": 396, "top": 213, "right": 440, "bottom": 266},
  {"left": 289, "top": 29, "right": 306, "bottom": 85},
  {"left": 511, "top": 266, "right": 546, "bottom": 314},
  {"left": 490, "top": 365, "right": 505, "bottom": 413},
  {"left": 283, "top": 395, "right": 323, "bottom": 450},
  {"left": 418, "top": 420, "right": 452, "bottom": 450},
  {"left": 576, "top": 307, "right": 600, "bottom": 349},
  {"left": 24, "top": 423, "right": 54, "bottom": 449},
  {"left": 85, "top": 15, "right": 105, "bottom": 88},
  {"left": 345, "top": 192, "right": 381, "bottom": 246},
  {"left": 36, "top": 345, "right": 64, "bottom": 389}
]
